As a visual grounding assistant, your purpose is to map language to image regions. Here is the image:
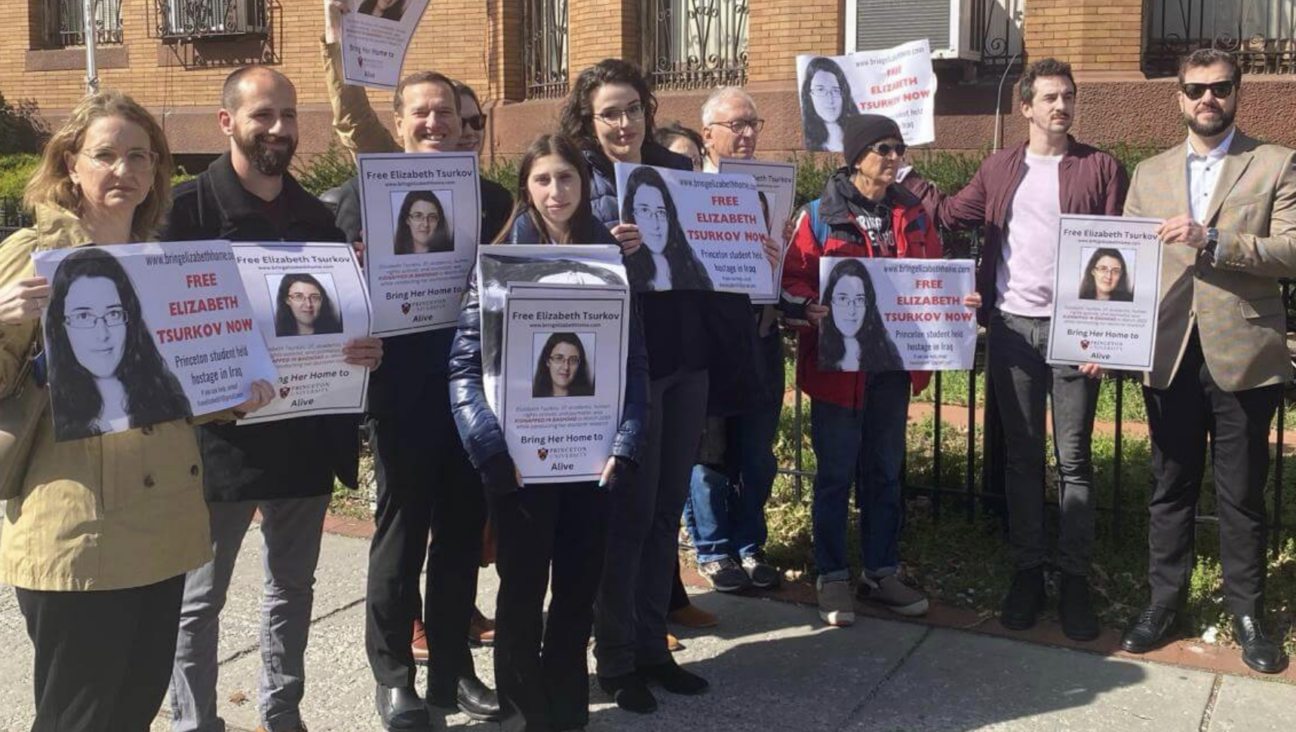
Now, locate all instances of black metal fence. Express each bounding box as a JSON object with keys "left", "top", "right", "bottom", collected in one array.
[
  {"left": 47, "top": 0, "right": 124, "bottom": 48},
  {"left": 1145, "top": 0, "right": 1296, "bottom": 77},
  {"left": 524, "top": 0, "right": 570, "bottom": 100},
  {"left": 0, "top": 198, "right": 30, "bottom": 241},
  {"left": 641, "top": 0, "right": 749, "bottom": 91},
  {"left": 155, "top": 0, "right": 269, "bottom": 39}
]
